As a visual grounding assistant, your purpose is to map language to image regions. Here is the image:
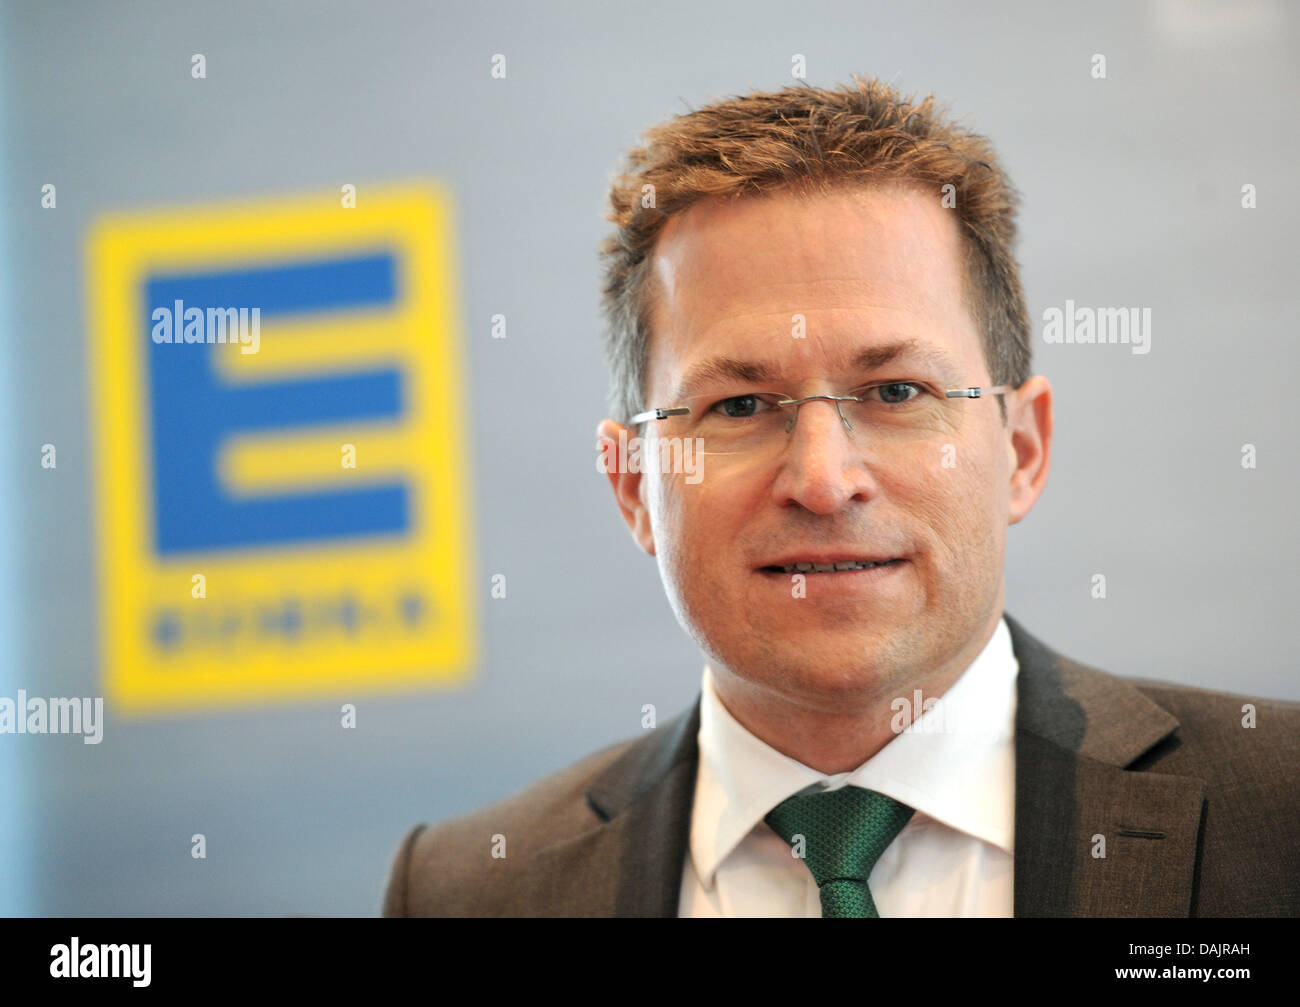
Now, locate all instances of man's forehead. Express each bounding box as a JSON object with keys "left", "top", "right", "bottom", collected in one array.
[
  {"left": 643, "top": 187, "right": 979, "bottom": 399},
  {"left": 651, "top": 183, "right": 954, "bottom": 282}
]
